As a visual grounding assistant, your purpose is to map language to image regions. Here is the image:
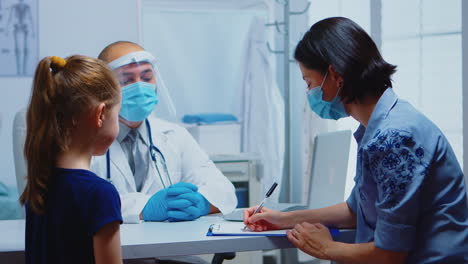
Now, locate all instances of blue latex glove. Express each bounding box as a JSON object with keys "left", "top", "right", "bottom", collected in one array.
[
  {"left": 142, "top": 182, "right": 197, "bottom": 221},
  {"left": 166, "top": 182, "right": 198, "bottom": 197},
  {"left": 142, "top": 188, "right": 169, "bottom": 221},
  {"left": 167, "top": 192, "right": 211, "bottom": 222}
]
